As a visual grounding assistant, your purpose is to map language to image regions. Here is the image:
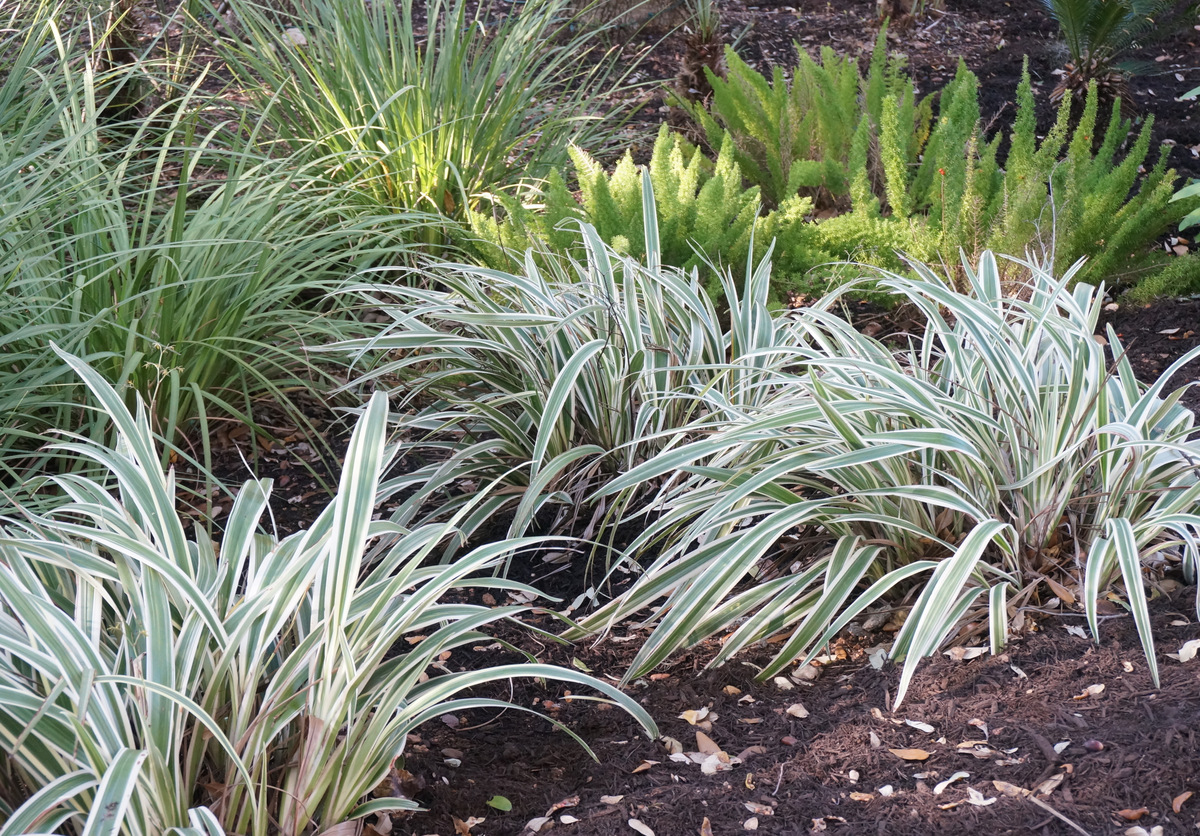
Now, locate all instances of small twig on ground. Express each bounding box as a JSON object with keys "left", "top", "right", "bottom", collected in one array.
[
  {"left": 1026, "top": 795, "right": 1092, "bottom": 836},
  {"left": 772, "top": 764, "right": 784, "bottom": 797}
]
